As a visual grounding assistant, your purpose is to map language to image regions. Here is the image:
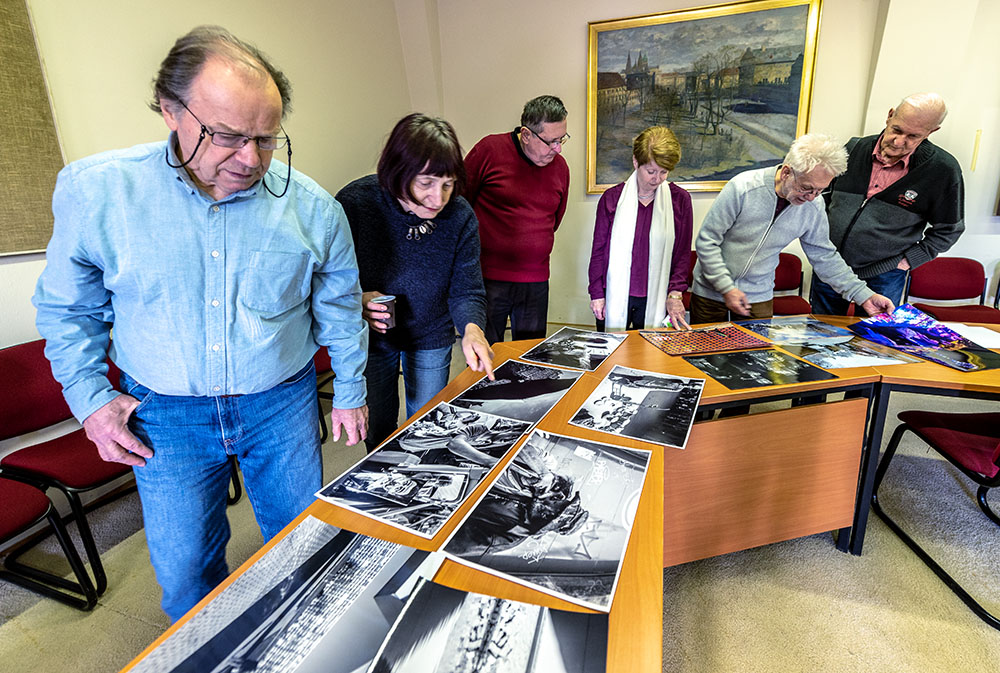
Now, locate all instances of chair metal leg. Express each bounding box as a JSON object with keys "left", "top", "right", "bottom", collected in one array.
[
  {"left": 227, "top": 455, "right": 243, "bottom": 506},
  {"left": 61, "top": 490, "right": 108, "bottom": 595},
  {"left": 0, "top": 506, "right": 99, "bottom": 611},
  {"left": 977, "top": 486, "right": 1000, "bottom": 527},
  {"left": 318, "top": 398, "right": 329, "bottom": 443},
  {"left": 871, "top": 423, "right": 1000, "bottom": 631}
]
